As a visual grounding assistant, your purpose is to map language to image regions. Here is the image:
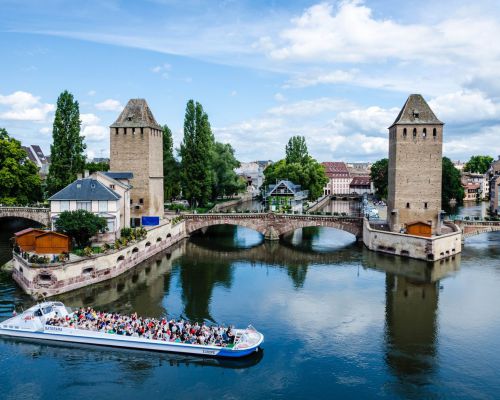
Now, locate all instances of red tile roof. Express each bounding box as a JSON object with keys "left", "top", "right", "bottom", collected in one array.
[
  {"left": 321, "top": 162, "right": 350, "bottom": 179},
  {"left": 350, "top": 176, "right": 371, "bottom": 187}
]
